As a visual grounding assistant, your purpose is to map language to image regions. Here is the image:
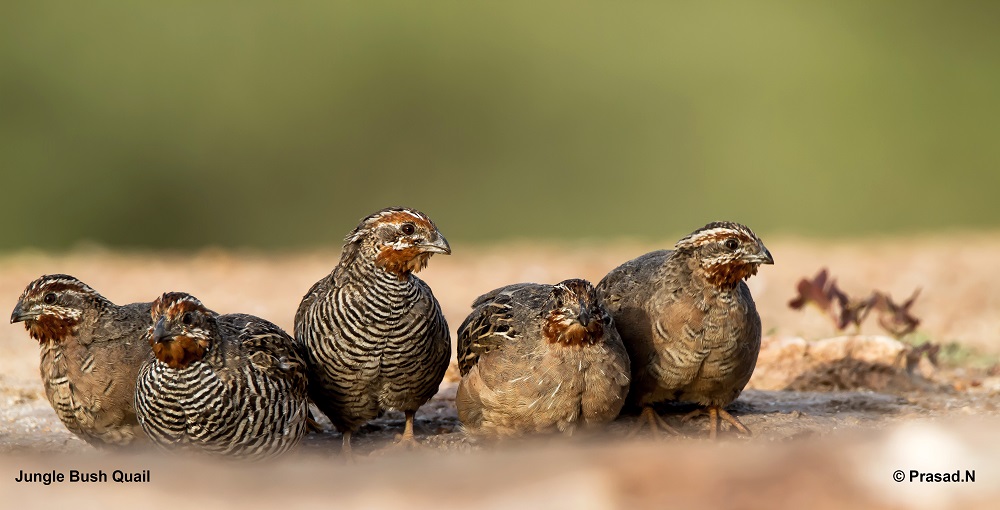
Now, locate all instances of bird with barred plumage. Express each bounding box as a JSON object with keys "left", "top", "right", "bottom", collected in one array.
[
  {"left": 135, "top": 292, "right": 309, "bottom": 460},
  {"left": 10, "top": 274, "right": 152, "bottom": 448},
  {"left": 456, "top": 279, "right": 630, "bottom": 438},
  {"left": 596, "top": 221, "right": 773, "bottom": 439},
  {"left": 295, "top": 206, "right": 451, "bottom": 457}
]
